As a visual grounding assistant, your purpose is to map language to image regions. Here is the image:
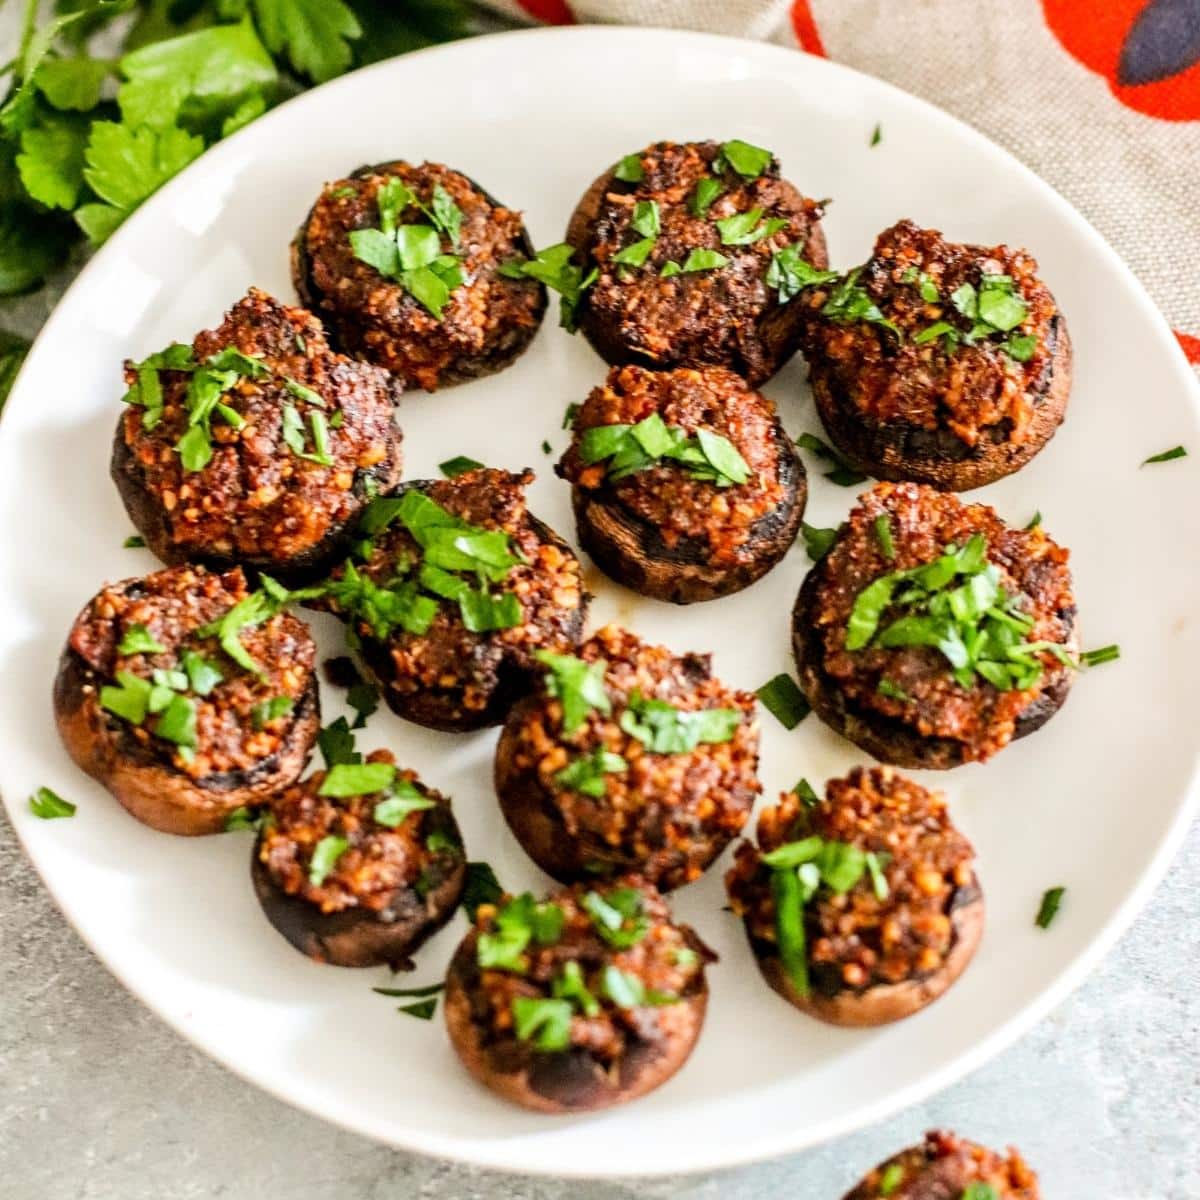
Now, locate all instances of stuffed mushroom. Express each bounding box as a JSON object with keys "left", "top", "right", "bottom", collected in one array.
[
  {"left": 557, "top": 364, "right": 806, "bottom": 603},
  {"left": 252, "top": 749, "right": 465, "bottom": 968},
  {"left": 798, "top": 219, "right": 1071, "bottom": 491},
  {"left": 494, "top": 625, "right": 760, "bottom": 889},
  {"left": 793, "top": 482, "right": 1077, "bottom": 768},
  {"left": 726, "top": 766, "right": 983, "bottom": 1027},
  {"left": 293, "top": 161, "right": 546, "bottom": 391},
  {"left": 53, "top": 564, "right": 318, "bottom": 835},
  {"left": 443, "top": 876, "right": 713, "bottom": 1113},
  {"left": 564, "top": 139, "right": 829, "bottom": 385},
  {"left": 112, "top": 288, "right": 403, "bottom": 585},
  {"left": 842, "top": 1129, "right": 1040, "bottom": 1199},
  {"left": 313, "top": 468, "right": 587, "bottom": 732}
]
